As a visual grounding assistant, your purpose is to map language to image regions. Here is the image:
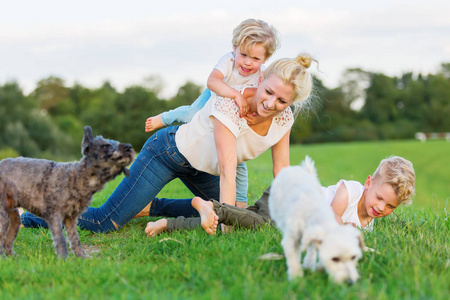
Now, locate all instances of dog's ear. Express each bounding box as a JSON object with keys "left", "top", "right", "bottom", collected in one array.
[
  {"left": 122, "top": 168, "right": 131, "bottom": 177},
  {"left": 344, "top": 224, "right": 365, "bottom": 250},
  {"left": 356, "top": 230, "right": 365, "bottom": 250},
  {"left": 300, "top": 226, "right": 325, "bottom": 252},
  {"left": 82, "top": 126, "right": 94, "bottom": 155}
]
